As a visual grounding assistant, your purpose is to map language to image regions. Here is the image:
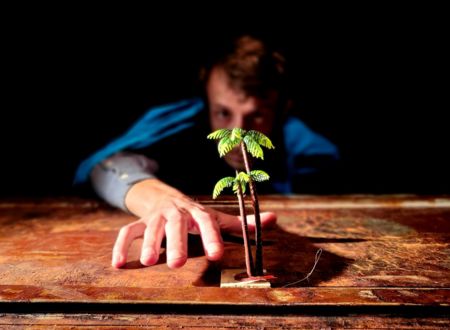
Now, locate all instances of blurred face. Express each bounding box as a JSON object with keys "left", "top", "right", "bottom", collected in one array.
[{"left": 207, "top": 67, "right": 278, "bottom": 169}]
